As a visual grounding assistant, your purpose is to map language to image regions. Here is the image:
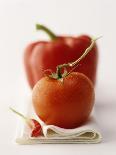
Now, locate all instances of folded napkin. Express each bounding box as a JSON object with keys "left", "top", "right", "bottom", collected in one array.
[{"left": 14, "top": 97, "right": 102, "bottom": 144}]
